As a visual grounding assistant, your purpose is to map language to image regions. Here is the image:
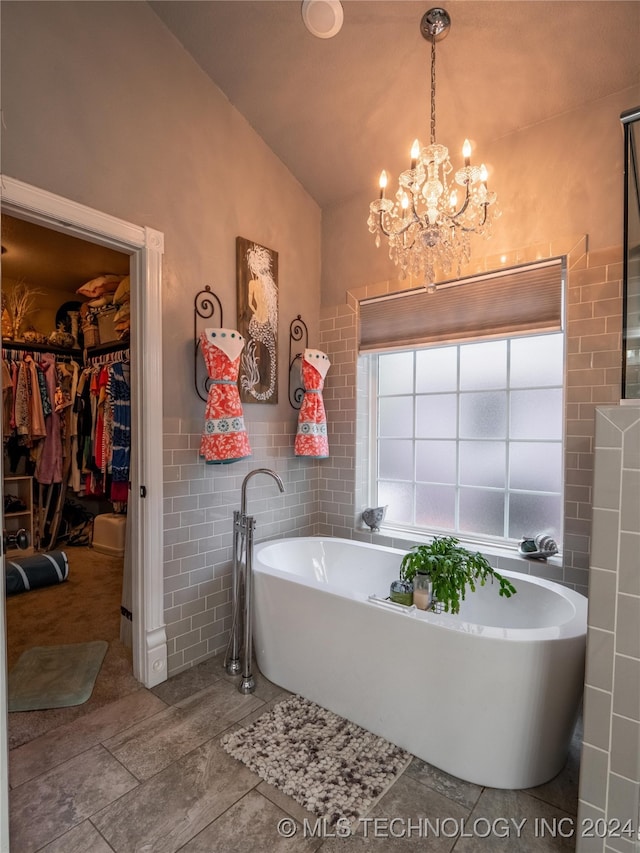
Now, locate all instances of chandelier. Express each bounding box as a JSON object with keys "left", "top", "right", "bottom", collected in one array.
[{"left": 368, "top": 7, "right": 499, "bottom": 289}]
